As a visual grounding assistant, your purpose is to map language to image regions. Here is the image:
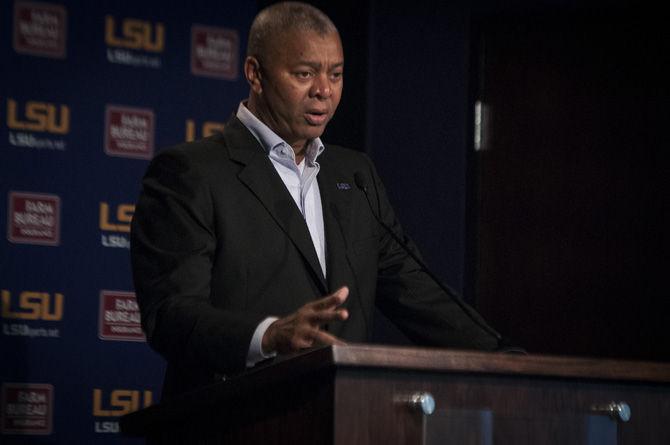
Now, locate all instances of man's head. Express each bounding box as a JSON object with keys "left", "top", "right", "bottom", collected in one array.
[{"left": 244, "top": 2, "right": 344, "bottom": 153}]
